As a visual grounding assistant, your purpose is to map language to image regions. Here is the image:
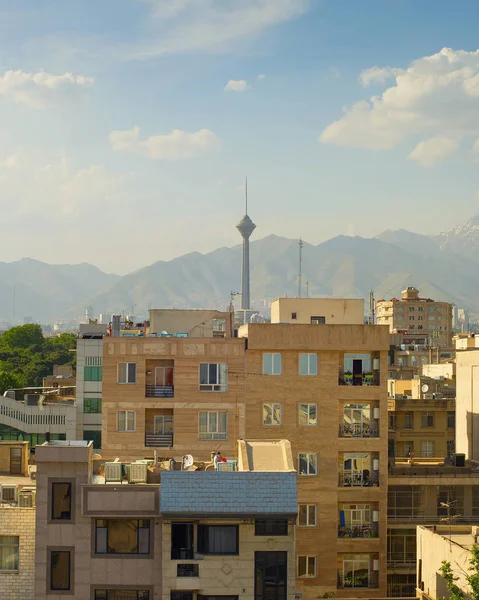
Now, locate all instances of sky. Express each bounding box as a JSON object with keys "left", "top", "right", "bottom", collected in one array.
[{"left": 1, "top": 0, "right": 479, "bottom": 274}]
